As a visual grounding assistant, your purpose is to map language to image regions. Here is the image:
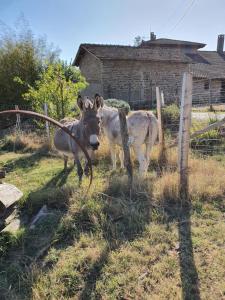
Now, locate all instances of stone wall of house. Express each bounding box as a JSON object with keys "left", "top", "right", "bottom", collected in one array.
[
  {"left": 192, "top": 79, "right": 223, "bottom": 105},
  {"left": 79, "top": 52, "right": 103, "bottom": 97},
  {"left": 101, "top": 60, "right": 188, "bottom": 108}
]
